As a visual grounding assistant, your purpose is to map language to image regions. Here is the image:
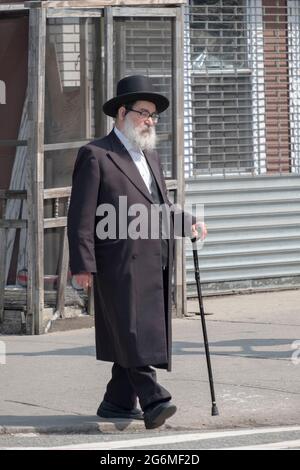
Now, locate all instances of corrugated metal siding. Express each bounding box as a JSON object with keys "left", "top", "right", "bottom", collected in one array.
[{"left": 185, "top": 175, "right": 300, "bottom": 295}]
